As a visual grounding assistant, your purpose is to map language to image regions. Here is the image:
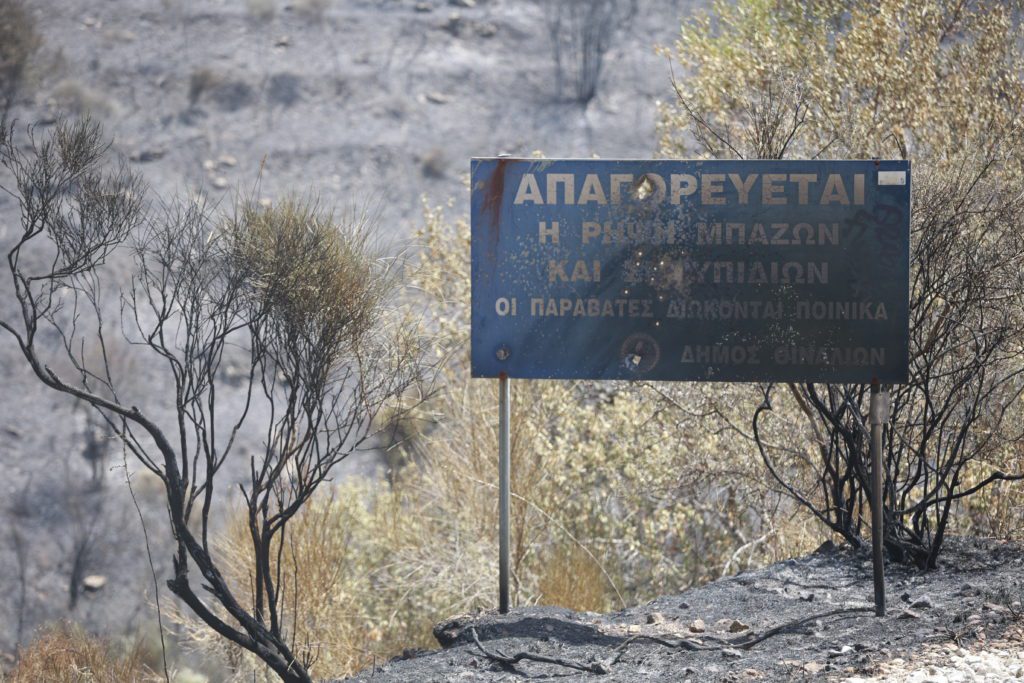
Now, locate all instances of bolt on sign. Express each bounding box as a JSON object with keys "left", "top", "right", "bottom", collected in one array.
[{"left": 471, "top": 159, "right": 910, "bottom": 383}]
